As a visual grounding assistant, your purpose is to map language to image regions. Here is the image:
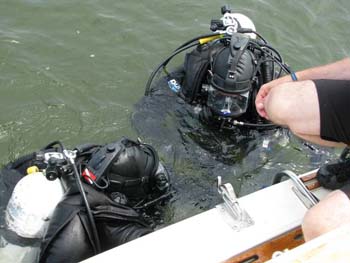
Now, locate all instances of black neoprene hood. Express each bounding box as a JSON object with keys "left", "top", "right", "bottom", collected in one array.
[{"left": 211, "top": 38, "right": 255, "bottom": 94}]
